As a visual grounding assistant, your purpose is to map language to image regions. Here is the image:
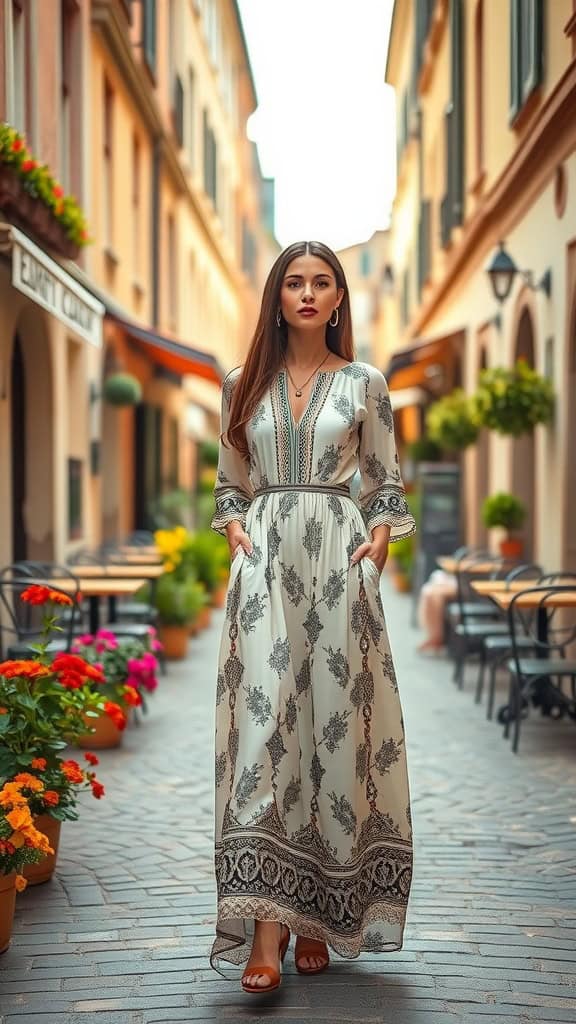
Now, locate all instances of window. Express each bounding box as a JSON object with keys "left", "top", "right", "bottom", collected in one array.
[
  {"left": 418, "top": 200, "right": 431, "bottom": 296},
  {"left": 474, "top": 0, "right": 484, "bottom": 181},
  {"left": 440, "top": 0, "right": 465, "bottom": 248},
  {"left": 60, "top": 0, "right": 75, "bottom": 192},
  {"left": 167, "top": 214, "right": 178, "bottom": 331},
  {"left": 103, "top": 78, "right": 114, "bottom": 248},
  {"left": 359, "top": 250, "right": 372, "bottom": 277},
  {"left": 142, "top": 0, "right": 156, "bottom": 75},
  {"left": 173, "top": 73, "right": 184, "bottom": 147},
  {"left": 509, "top": 0, "right": 544, "bottom": 121},
  {"left": 186, "top": 68, "right": 195, "bottom": 168},
  {"left": 10, "top": 0, "right": 33, "bottom": 140},
  {"left": 202, "top": 109, "right": 217, "bottom": 207},
  {"left": 68, "top": 458, "right": 83, "bottom": 540}
]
